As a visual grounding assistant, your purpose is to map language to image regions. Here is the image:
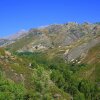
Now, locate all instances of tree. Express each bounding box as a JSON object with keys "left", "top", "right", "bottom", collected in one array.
[
  {"left": 0, "top": 71, "right": 26, "bottom": 100},
  {"left": 74, "top": 92, "right": 85, "bottom": 100},
  {"left": 50, "top": 70, "right": 65, "bottom": 88},
  {"left": 78, "top": 79, "right": 96, "bottom": 100},
  {"left": 32, "top": 66, "right": 53, "bottom": 99}
]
